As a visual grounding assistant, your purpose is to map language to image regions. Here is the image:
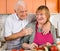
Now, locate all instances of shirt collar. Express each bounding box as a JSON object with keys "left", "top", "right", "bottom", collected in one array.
[
  {"left": 15, "top": 13, "right": 20, "bottom": 20},
  {"left": 15, "top": 13, "right": 27, "bottom": 21}
]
